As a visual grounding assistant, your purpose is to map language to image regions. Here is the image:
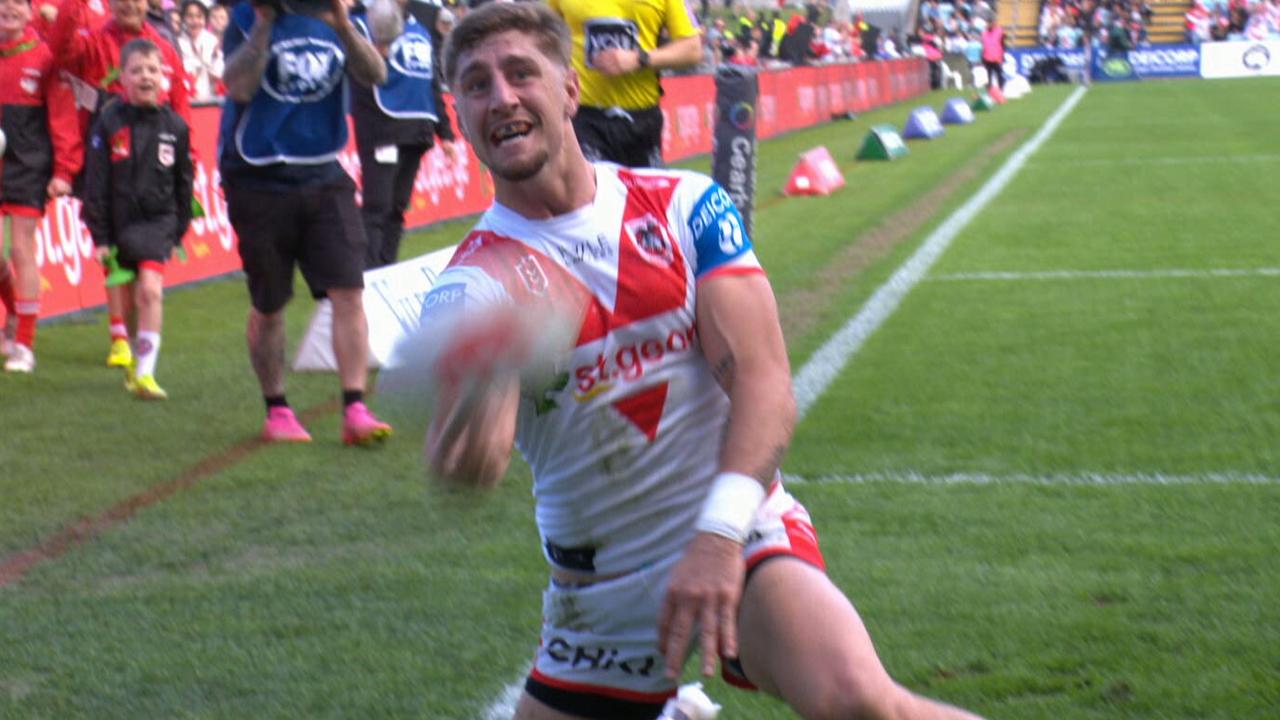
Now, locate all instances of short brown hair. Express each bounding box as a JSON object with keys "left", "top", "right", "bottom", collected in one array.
[
  {"left": 443, "top": 2, "right": 572, "bottom": 84},
  {"left": 120, "top": 38, "right": 161, "bottom": 69}
]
